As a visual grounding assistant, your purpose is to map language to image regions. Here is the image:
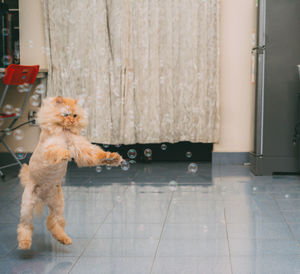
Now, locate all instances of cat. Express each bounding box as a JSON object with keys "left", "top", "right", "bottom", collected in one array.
[{"left": 17, "top": 96, "right": 122, "bottom": 250}]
